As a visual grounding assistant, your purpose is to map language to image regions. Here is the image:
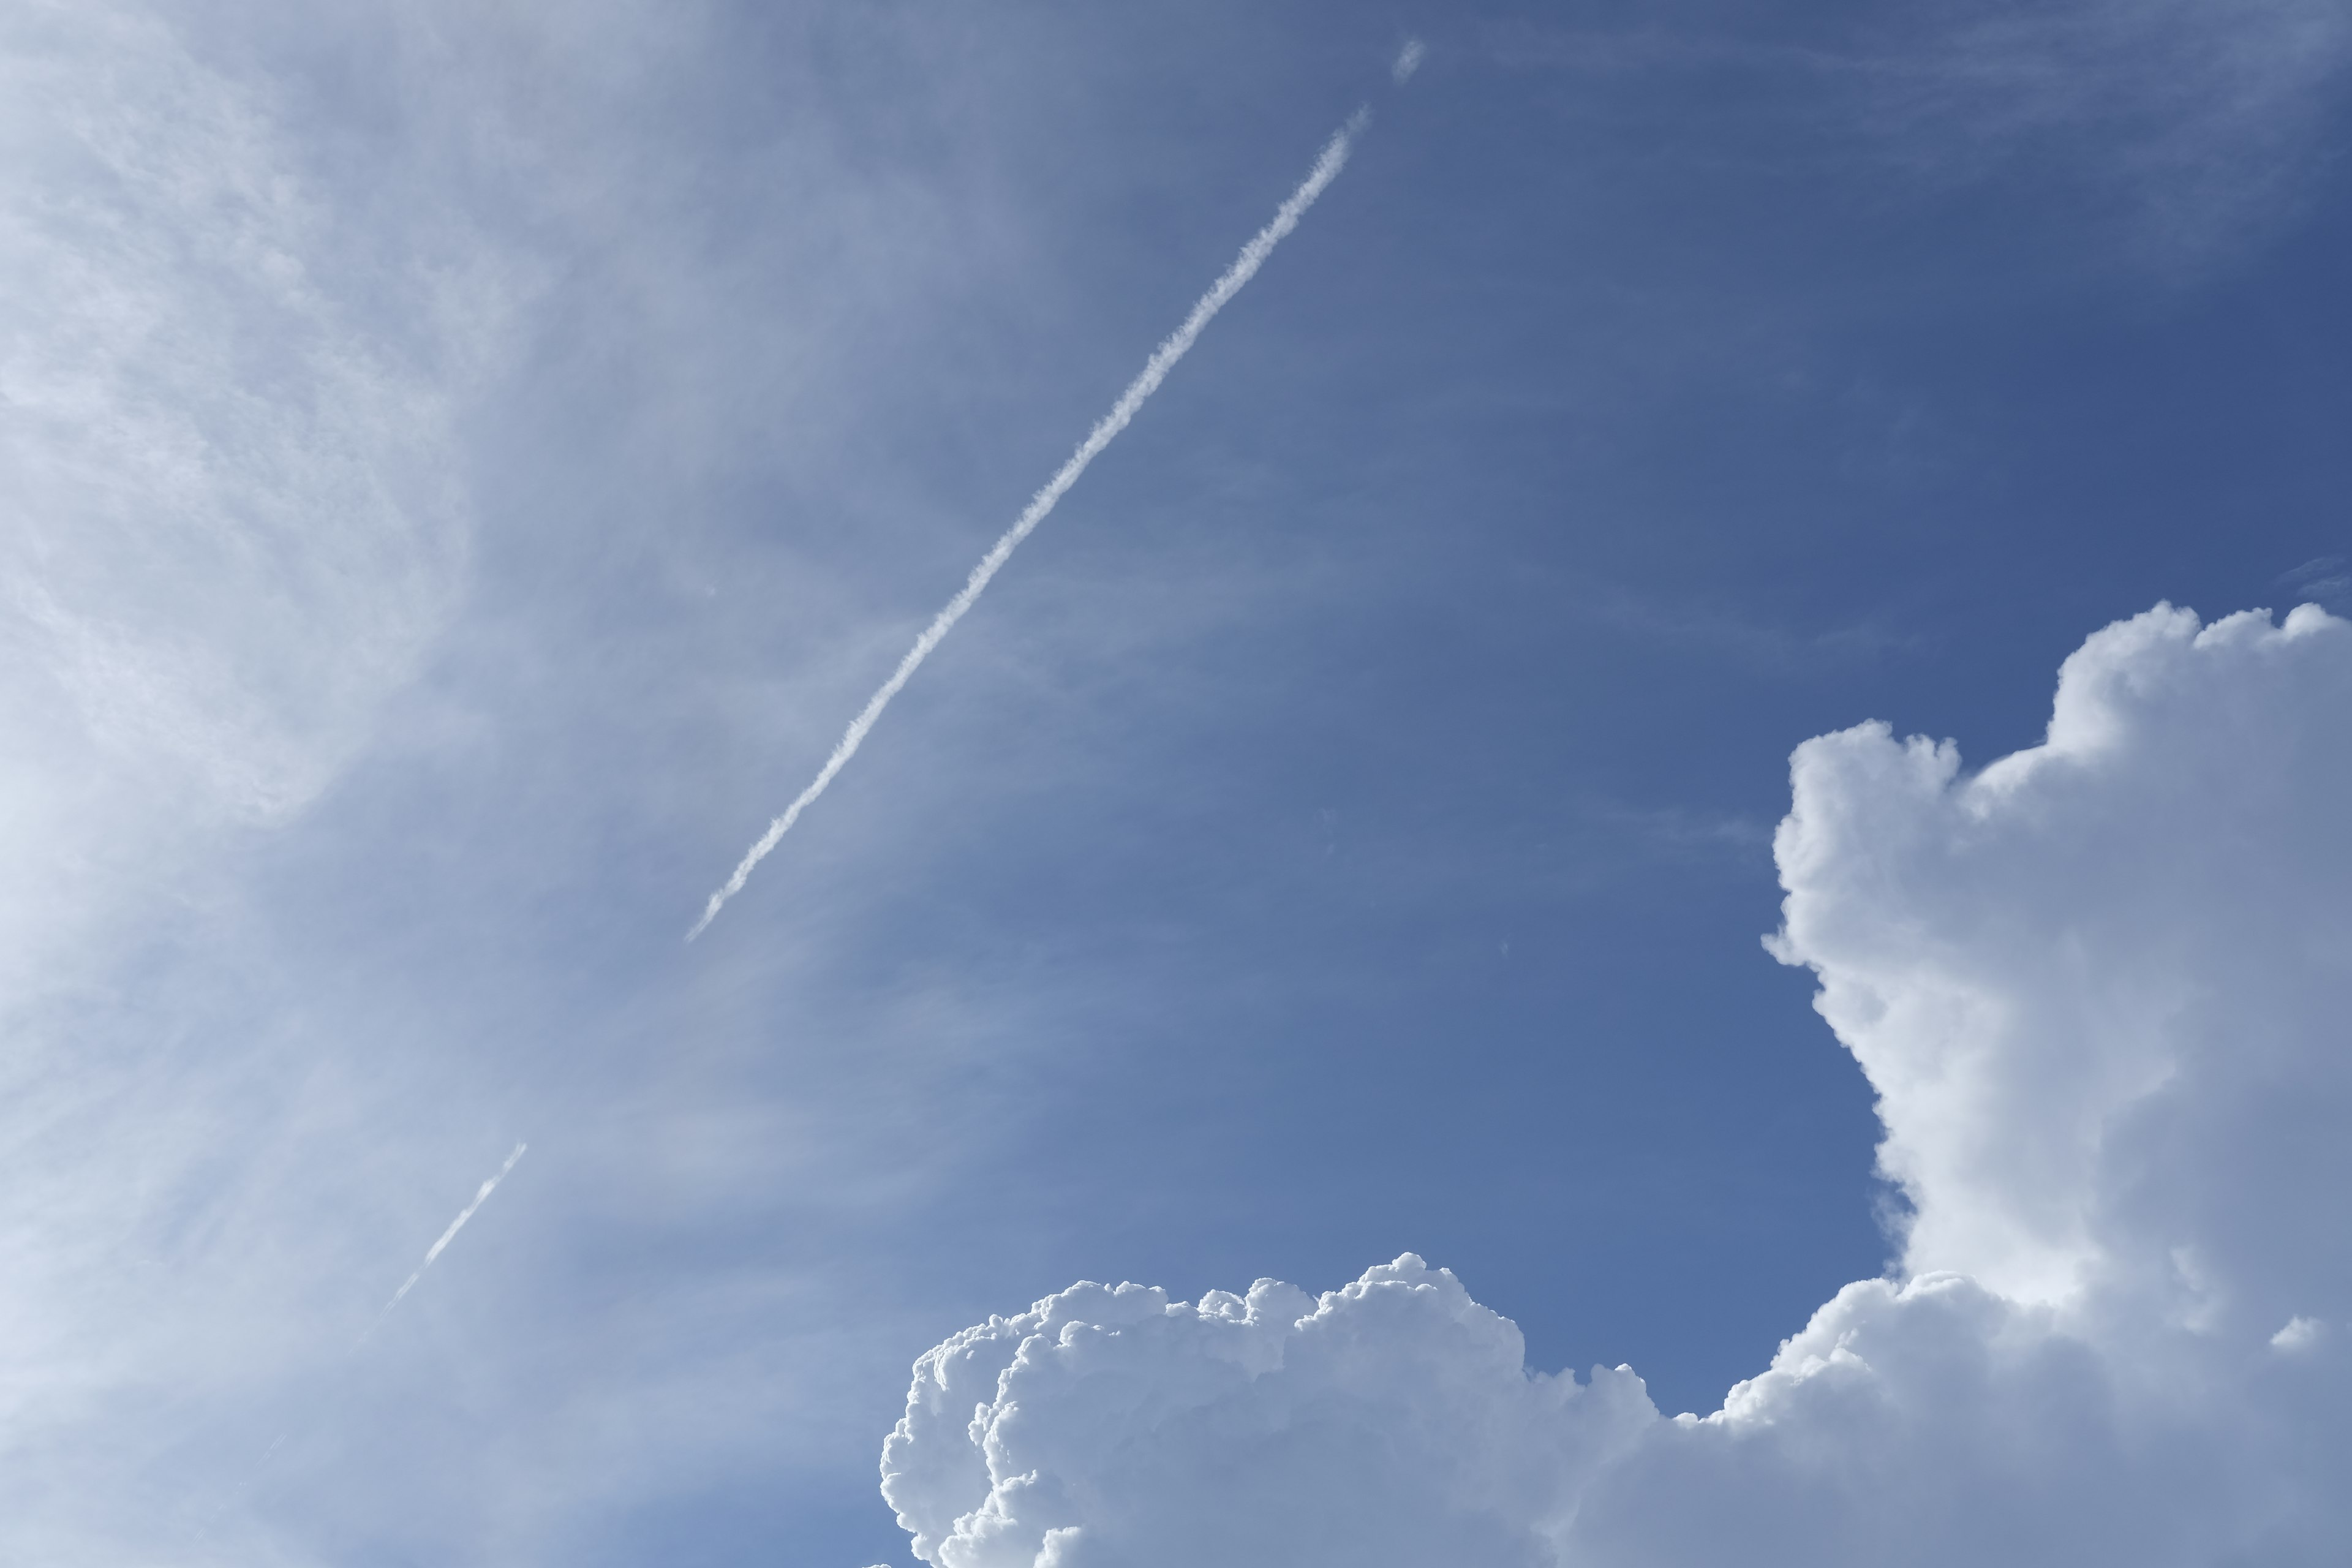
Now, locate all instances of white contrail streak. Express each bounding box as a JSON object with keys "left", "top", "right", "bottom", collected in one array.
[
  {"left": 364, "top": 1143, "right": 527, "bottom": 1339},
  {"left": 687, "top": 107, "right": 1373, "bottom": 940}
]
